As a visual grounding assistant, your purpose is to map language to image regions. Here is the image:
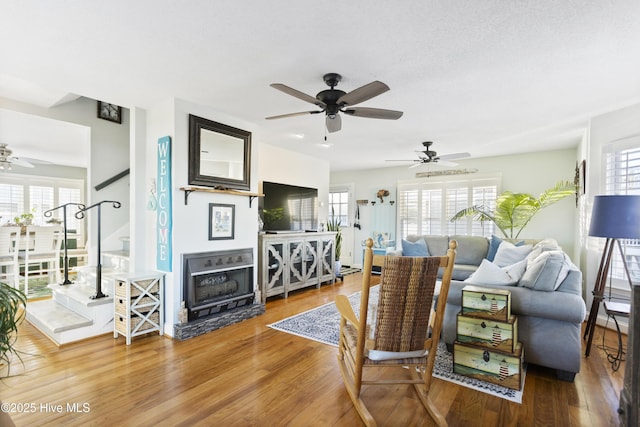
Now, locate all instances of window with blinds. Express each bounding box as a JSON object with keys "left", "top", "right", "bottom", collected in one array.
[
  {"left": 58, "top": 187, "right": 83, "bottom": 234},
  {"left": 397, "top": 174, "right": 499, "bottom": 240},
  {"left": 604, "top": 139, "right": 640, "bottom": 286},
  {"left": 0, "top": 175, "right": 85, "bottom": 244},
  {"left": 0, "top": 183, "right": 24, "bottom": 224},
  {"left": 29, "top": 185, "right": 55, "bottom": 220}
]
